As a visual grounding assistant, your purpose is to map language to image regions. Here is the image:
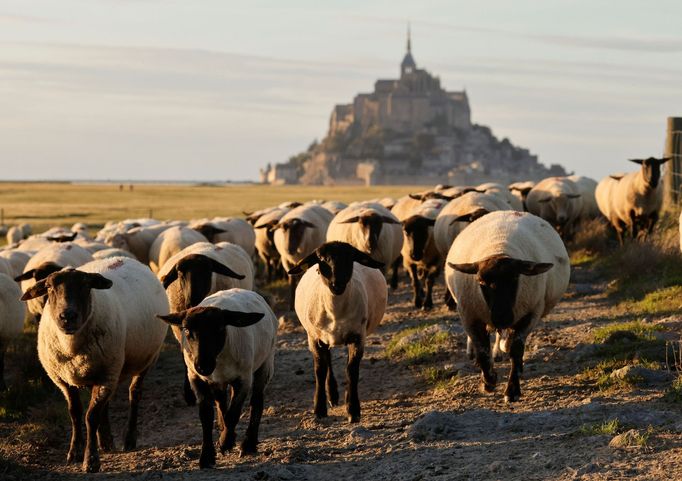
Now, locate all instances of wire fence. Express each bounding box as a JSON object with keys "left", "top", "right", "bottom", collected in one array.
[{"left": 664, "top": 117, "right": 682, "bottom": 206}]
